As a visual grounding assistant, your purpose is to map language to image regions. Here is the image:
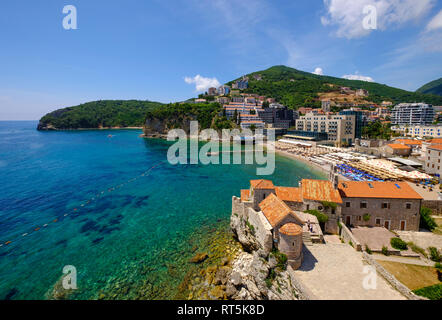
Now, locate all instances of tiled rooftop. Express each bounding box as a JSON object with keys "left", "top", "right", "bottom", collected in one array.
[
  {"left": 395, "top": 139, "right": 422, "bottom": 146},
  {"left": 250, "top": 179, "right": 275, "bottom": 190},
  {"left": 275, "top": 187, "right": 302, "bottom": 202},
  {"left": 387, "top": 144, "right": 411, "bottom": 150},
  {"left": 338, "top": 181, "right": 423, "bottom": 199},
  {"left": 241, "top": 189, "right": 250, "bottom": 202},
  {"left": 279, "top": 223, "right": 303, "bottom": 236},
  {"left": 301, "top": 179, "right": 343, "bottom": 203},
  {"left": 259, "top": 193, "right": 292, "bottom": 227}
]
